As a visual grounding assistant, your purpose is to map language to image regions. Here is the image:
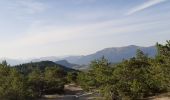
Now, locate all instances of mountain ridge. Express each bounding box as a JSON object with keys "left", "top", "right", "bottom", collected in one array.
[
  {"left": 0, "top": 45, "right": 157, "bottom": 65},
  {"left": 64, "top": 45, "right": 157, "bottom": 64}
]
